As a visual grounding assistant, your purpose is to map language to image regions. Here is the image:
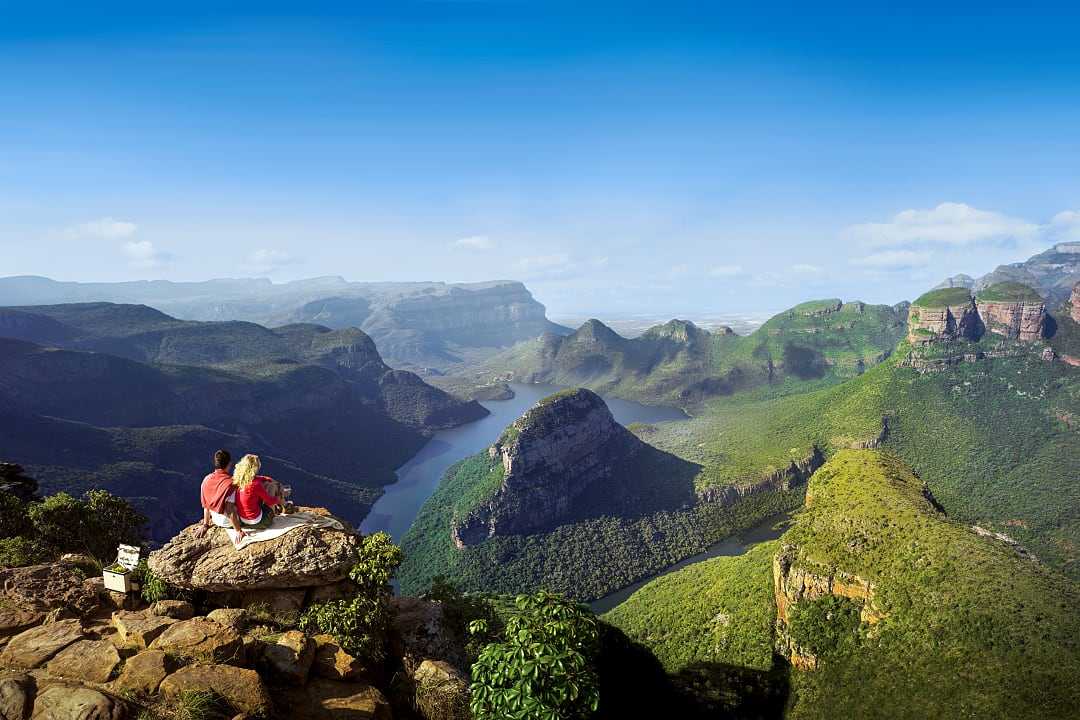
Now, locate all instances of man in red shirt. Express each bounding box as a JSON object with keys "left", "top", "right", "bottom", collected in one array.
[{"left": 192, "top": 449, "right": 248, "bottom": 540}]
